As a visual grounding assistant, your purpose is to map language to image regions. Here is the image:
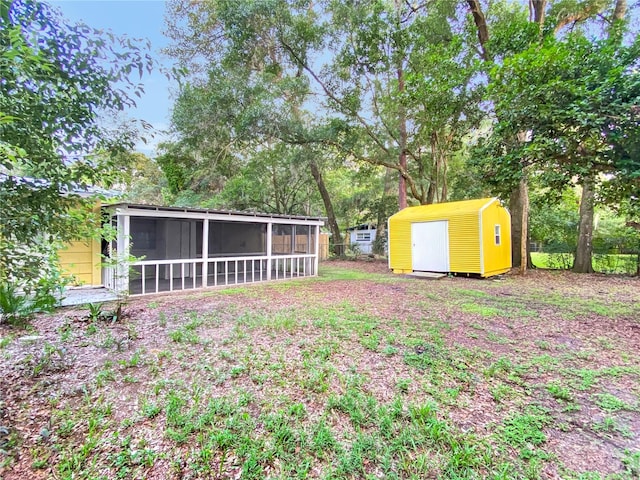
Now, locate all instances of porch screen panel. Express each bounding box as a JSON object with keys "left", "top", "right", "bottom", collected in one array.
[
  {"left": 208, "top": 221, "right": 266, "bottom": 256},
  {"left": 130, "top": 218, "right": 162, "bottom": 260},
  {"left": 272, "top": 224, "right": 293, "bottom": 255},
  {"left": 294, "top": 225, "right": 310, "bottom": 253}
]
